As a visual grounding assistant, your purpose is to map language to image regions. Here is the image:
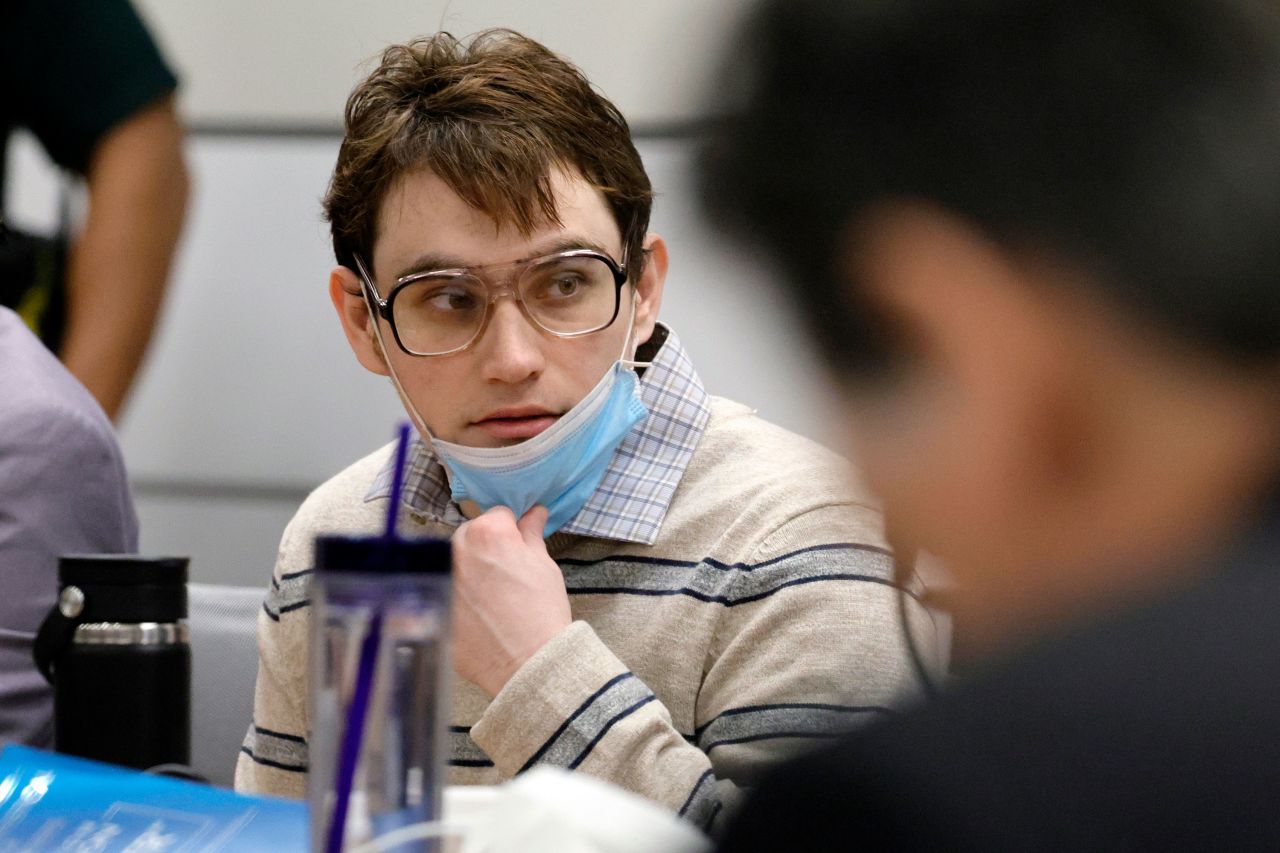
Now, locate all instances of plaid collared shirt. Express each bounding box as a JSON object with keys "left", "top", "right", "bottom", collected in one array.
[{"left": 364, "top": 325, "right": 713, "bottom": 545}]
